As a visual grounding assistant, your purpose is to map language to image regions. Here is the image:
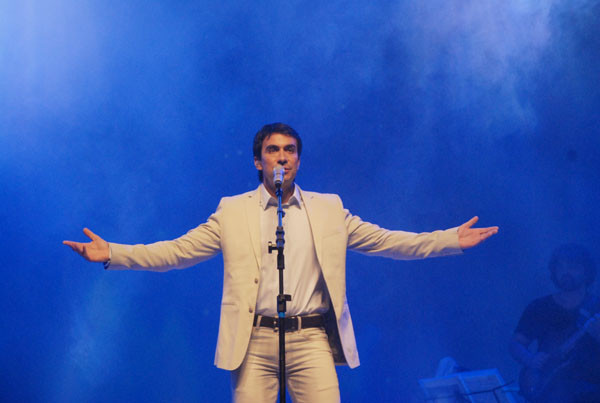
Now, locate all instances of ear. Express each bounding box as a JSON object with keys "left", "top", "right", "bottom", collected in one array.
[{"left": 254, "top": 158, "right": 262, "bottom": 171}]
